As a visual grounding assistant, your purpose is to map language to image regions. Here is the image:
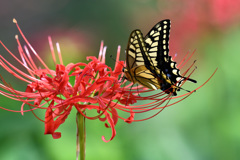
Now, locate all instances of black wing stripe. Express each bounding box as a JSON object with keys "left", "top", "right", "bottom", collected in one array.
[{"left": 144, "top": 19, "right": 171, "bottom": 68}]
